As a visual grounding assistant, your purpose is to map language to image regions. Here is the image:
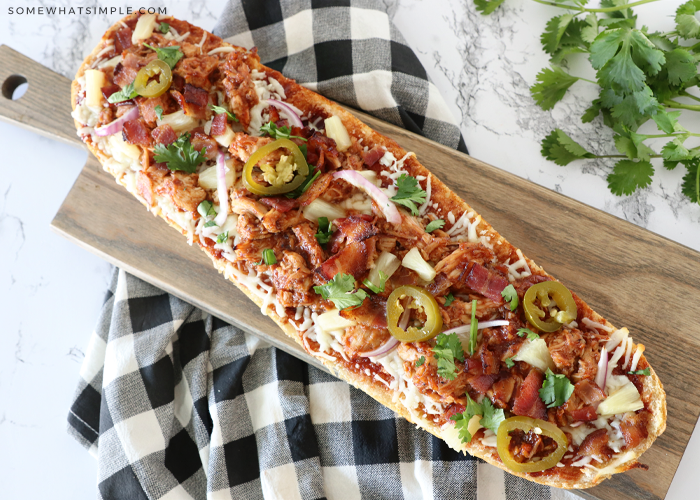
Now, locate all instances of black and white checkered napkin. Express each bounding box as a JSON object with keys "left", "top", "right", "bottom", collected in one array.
[{"left": 67, "top": 1, "right": 578, "bottom": 498}]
